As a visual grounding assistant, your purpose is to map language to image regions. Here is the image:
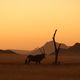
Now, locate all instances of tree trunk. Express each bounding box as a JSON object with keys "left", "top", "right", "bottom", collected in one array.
[{"left": 52, "top": 29, "right": 61, "bottom": 64}]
